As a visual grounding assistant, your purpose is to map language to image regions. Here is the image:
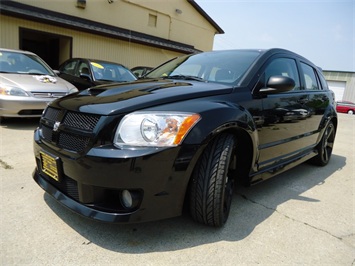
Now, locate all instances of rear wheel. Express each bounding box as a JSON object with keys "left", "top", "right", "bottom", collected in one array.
[
  {"left": 189, "top": 133, "right": 236, "bottom": 227},
  {"left": 347, "top": 110, "right": 354, "bottom": 115},
  {"left": 309, "top": 121, "right": 335, "bottom": 166}
]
